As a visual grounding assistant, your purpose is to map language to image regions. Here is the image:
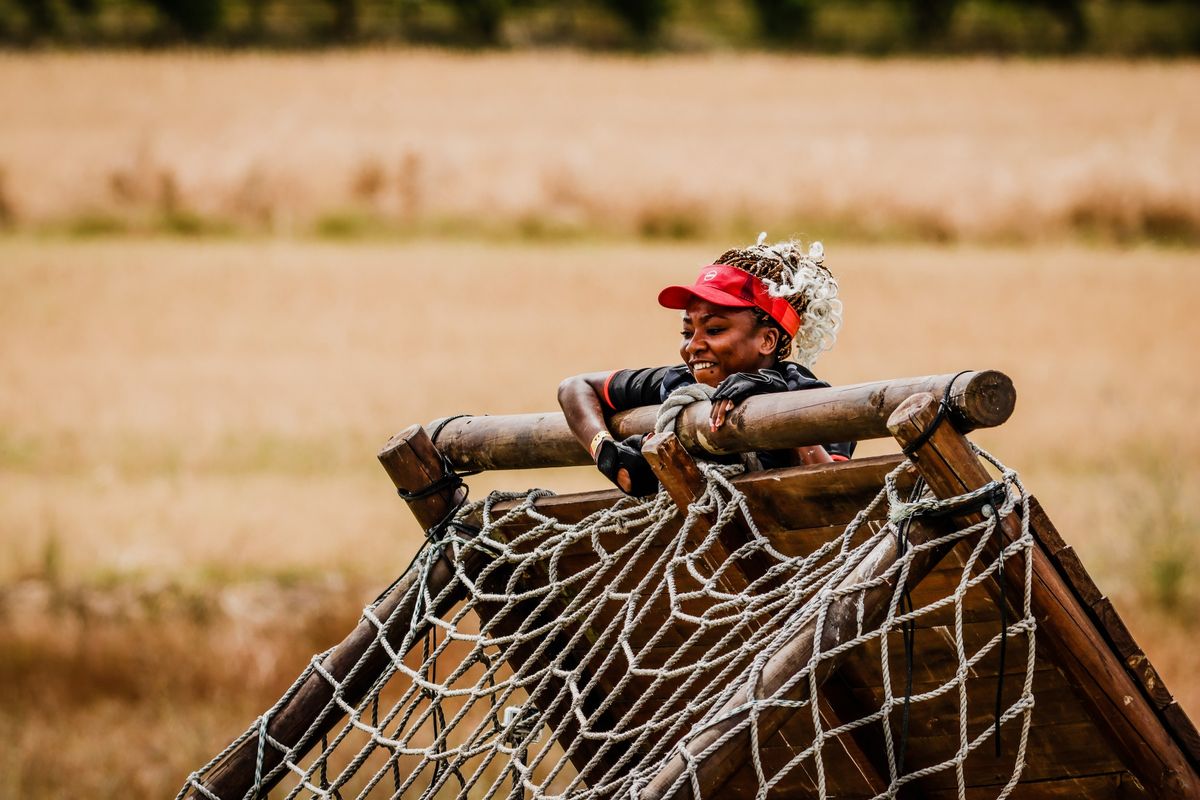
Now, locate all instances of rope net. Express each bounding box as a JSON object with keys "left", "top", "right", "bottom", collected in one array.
[{"left": 181, "top": 446, "right": 1036, "bottom": 800}]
